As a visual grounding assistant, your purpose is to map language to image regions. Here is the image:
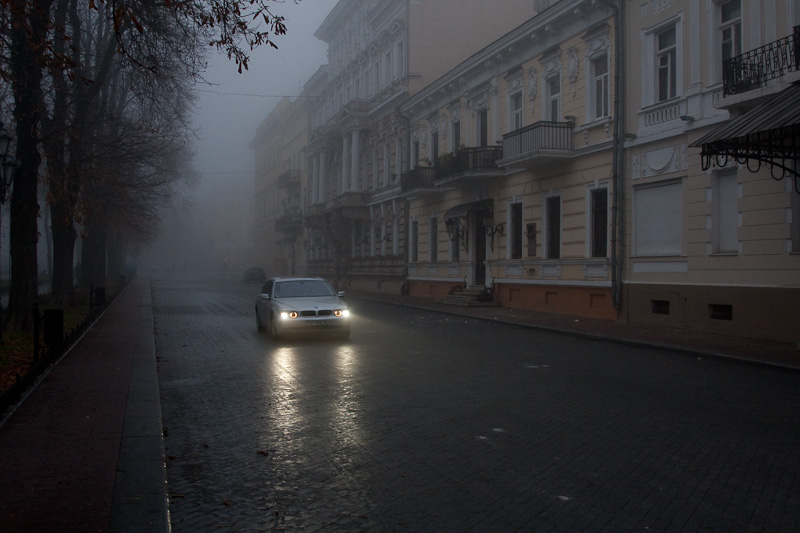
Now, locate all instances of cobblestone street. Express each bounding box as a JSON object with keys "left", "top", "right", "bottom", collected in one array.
[{"left": 154, "top": 274, "right": 800, "bottom": 532}]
